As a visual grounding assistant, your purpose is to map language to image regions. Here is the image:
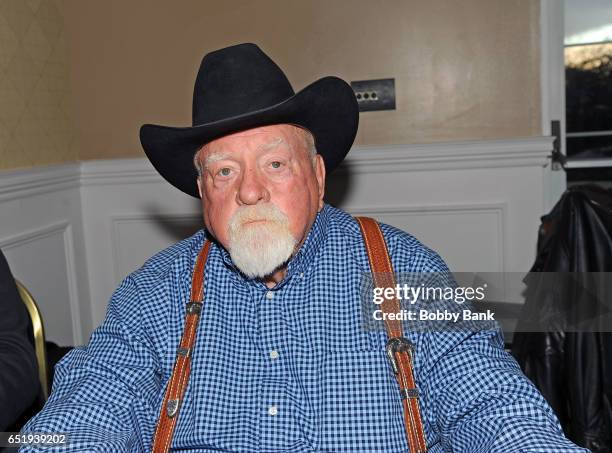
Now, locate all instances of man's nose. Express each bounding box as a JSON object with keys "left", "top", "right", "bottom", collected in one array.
[{"left": 236, "top": 168, "right": 270, "bottom": 205}]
